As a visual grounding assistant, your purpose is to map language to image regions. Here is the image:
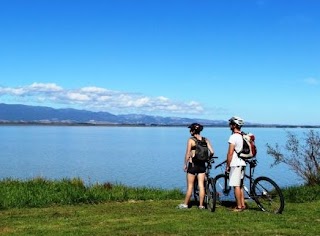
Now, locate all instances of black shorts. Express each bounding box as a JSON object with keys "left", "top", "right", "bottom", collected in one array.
[{"left": 187, "top": 162, "right": 206, "bottom": 175}]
